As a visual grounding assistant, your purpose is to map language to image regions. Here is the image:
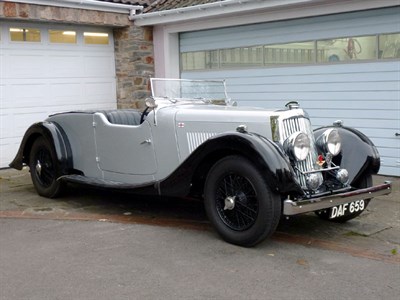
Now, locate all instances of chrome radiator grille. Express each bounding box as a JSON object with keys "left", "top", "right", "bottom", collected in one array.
[{"left": 281, "top": 116, "right": 321, "bottom": 188}]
